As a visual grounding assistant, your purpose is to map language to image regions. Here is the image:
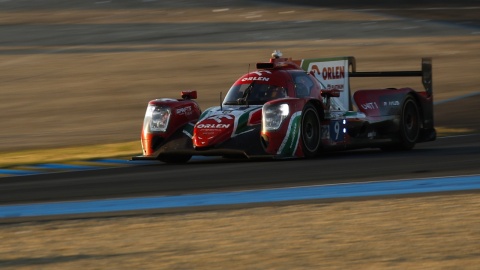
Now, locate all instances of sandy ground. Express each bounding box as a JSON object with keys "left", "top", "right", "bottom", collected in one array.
[
  {"left": 0, "top": 1, "right": 479, "bottom": 269},
  {"left": 0, "top": 193, "right": 479, "bottom": 269}
]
